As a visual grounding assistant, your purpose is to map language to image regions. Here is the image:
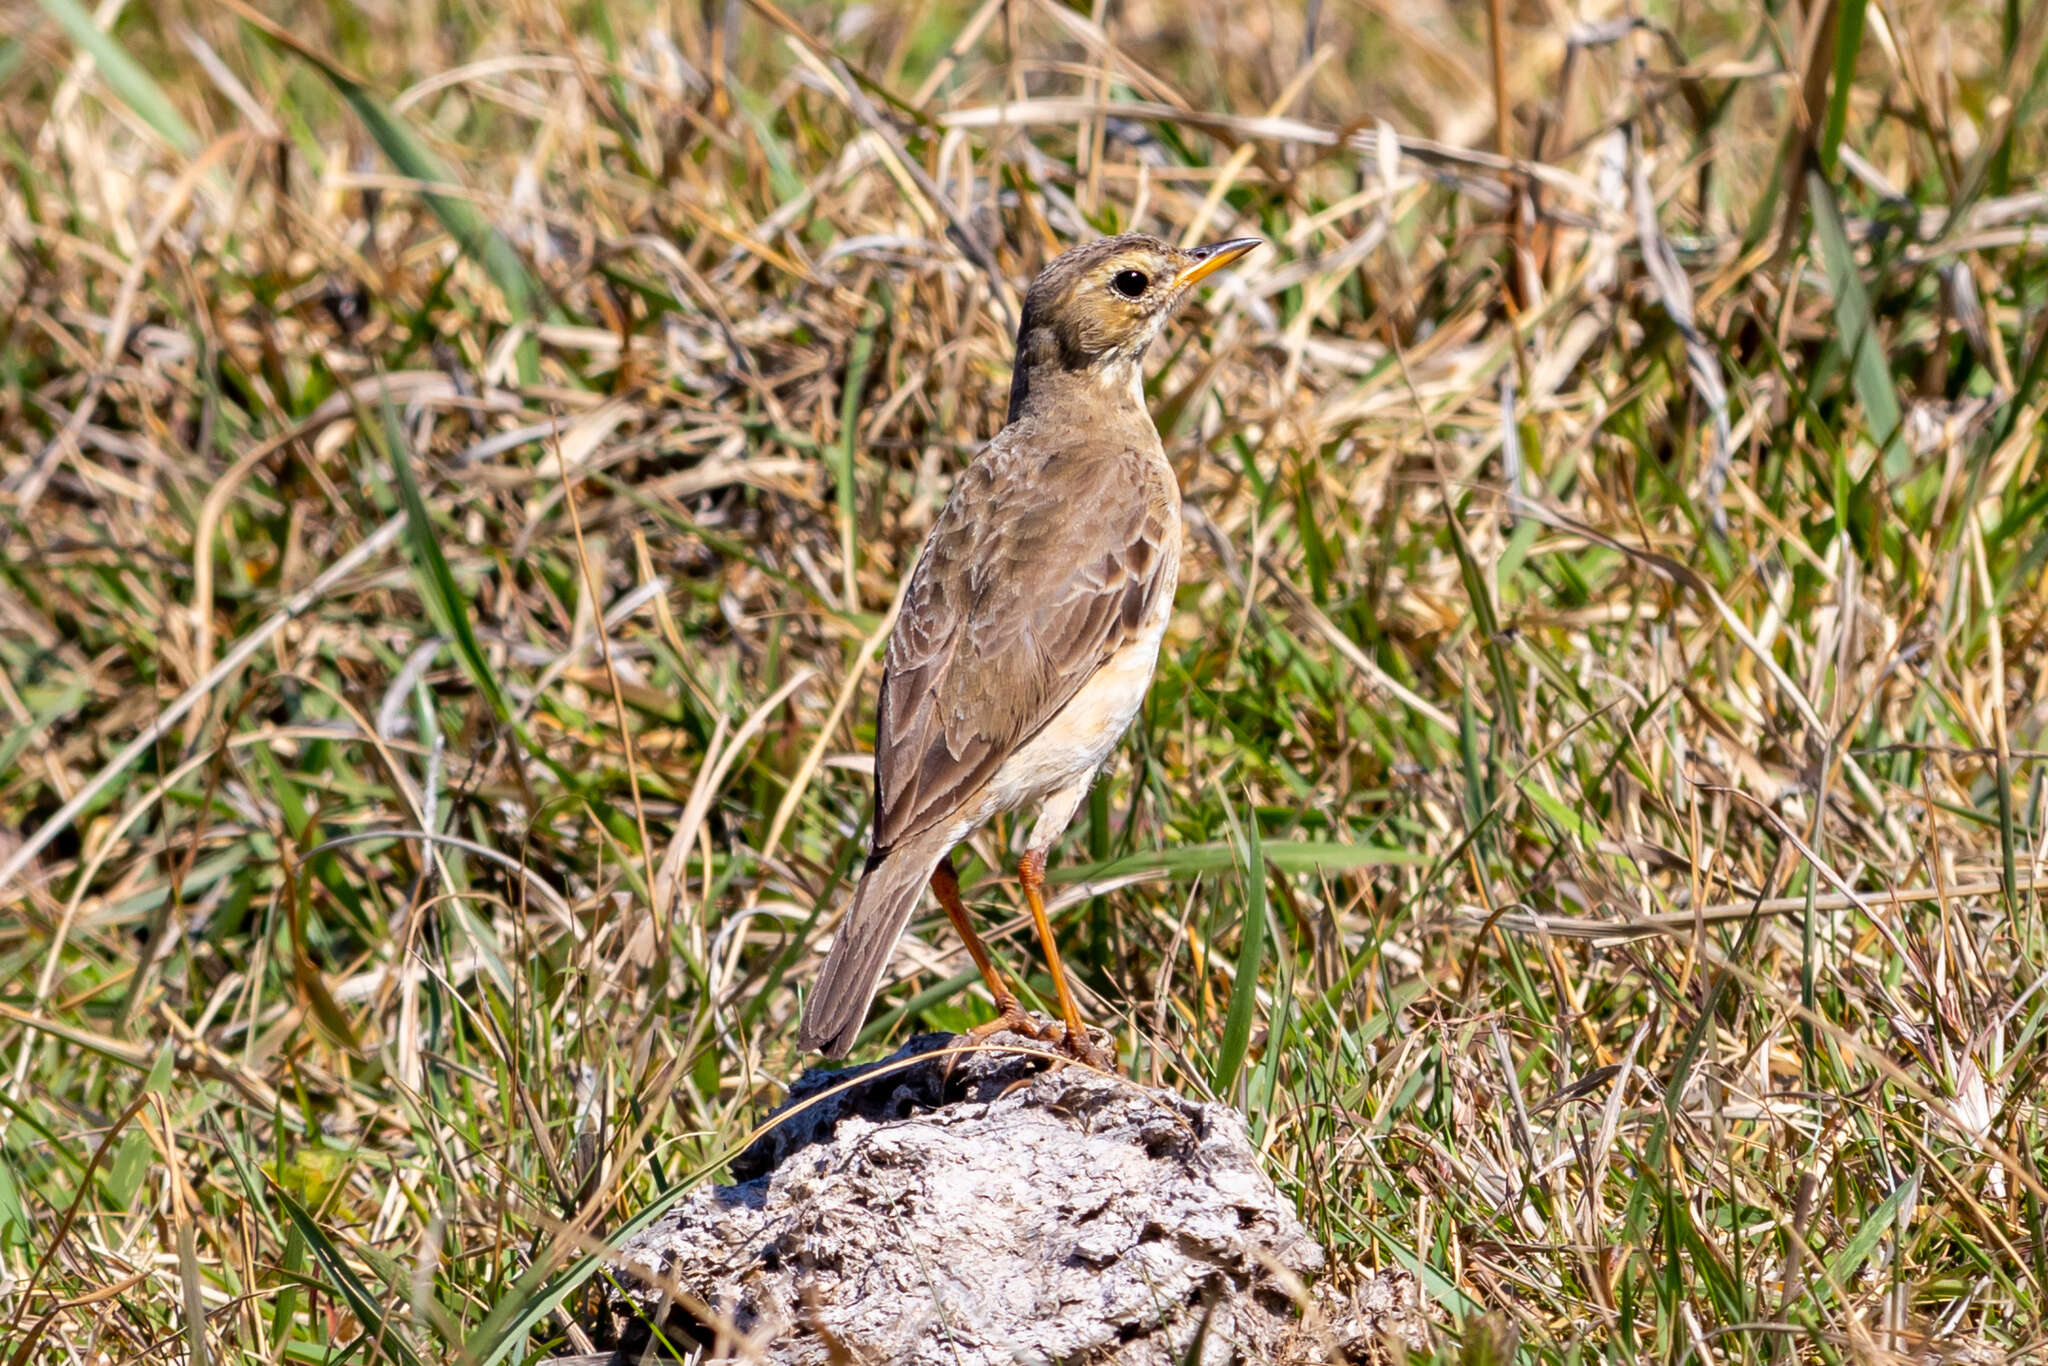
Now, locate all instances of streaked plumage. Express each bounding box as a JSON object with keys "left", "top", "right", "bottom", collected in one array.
[{"left": 798, "top": 232, "right": 1260, "bottom": 1059}]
